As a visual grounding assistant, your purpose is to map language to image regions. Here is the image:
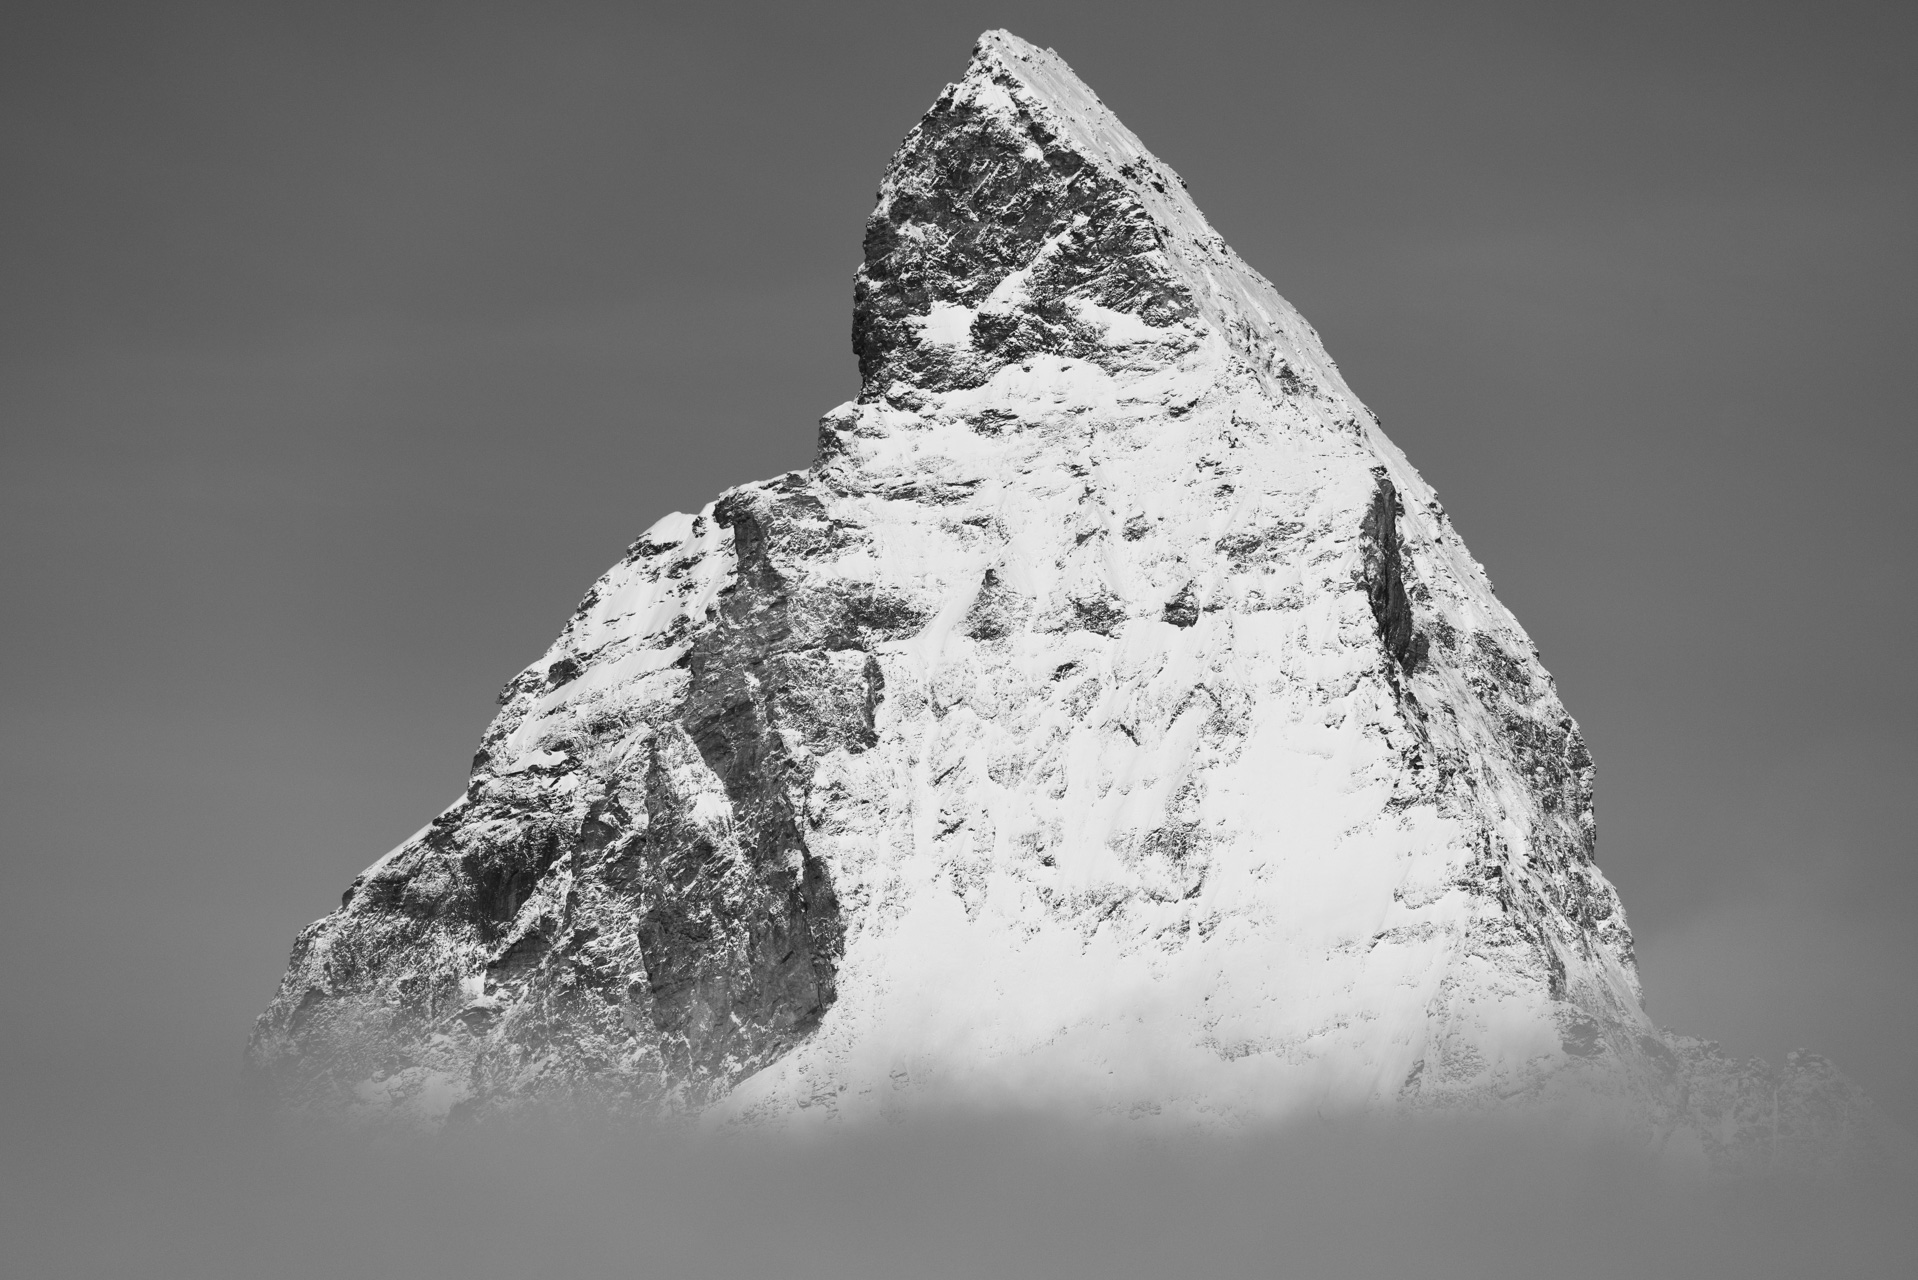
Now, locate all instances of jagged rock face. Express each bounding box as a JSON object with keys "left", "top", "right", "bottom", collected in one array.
[
  {"left": 249, "top": 31, "right": 1892, "bottom": 1166},
  {"left": 852, "top": 69, "right": 1195, "bottom": 396}
]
